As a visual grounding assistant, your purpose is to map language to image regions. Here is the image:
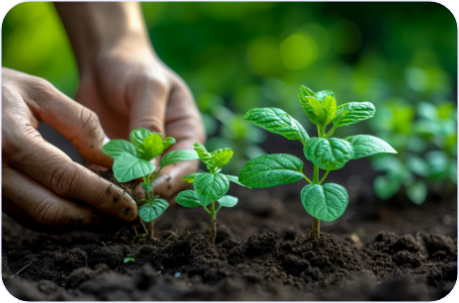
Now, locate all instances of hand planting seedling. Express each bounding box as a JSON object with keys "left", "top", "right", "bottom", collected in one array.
[
  {"left": 176, "top": 143, "right": 248, "bottom": 244},
  {"left": 238, "top": 86, "right": 397, "bottom": 238},
  {"left": 102, "top": 128, "right": 200, "bottom": 239}
]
